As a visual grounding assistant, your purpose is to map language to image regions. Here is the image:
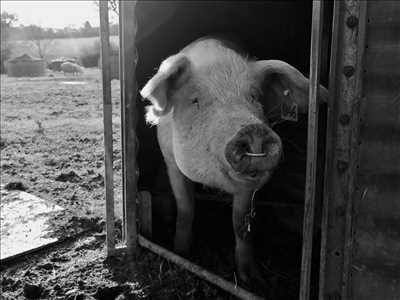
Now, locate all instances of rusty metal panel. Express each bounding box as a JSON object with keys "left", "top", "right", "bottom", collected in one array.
[
  {"left": 351, "top": 0, "right": 400, "bottom": 299},
  {"left": 319, "top": 0, "right": 367, "bottom": 299}
]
